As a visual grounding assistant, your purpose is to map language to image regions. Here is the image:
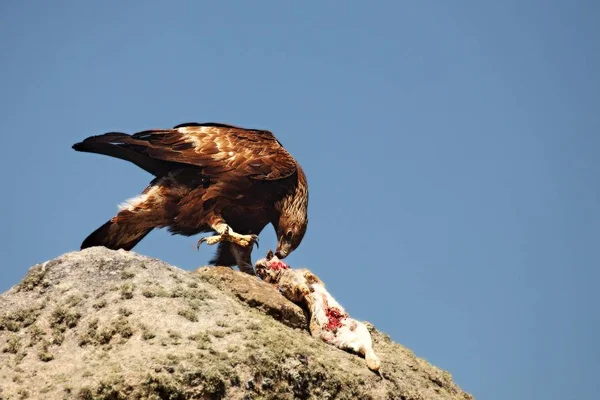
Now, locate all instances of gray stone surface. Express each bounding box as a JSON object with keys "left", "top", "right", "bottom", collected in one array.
[{"left": 0, "top": 247, "right": 473, "bottom": 400}]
